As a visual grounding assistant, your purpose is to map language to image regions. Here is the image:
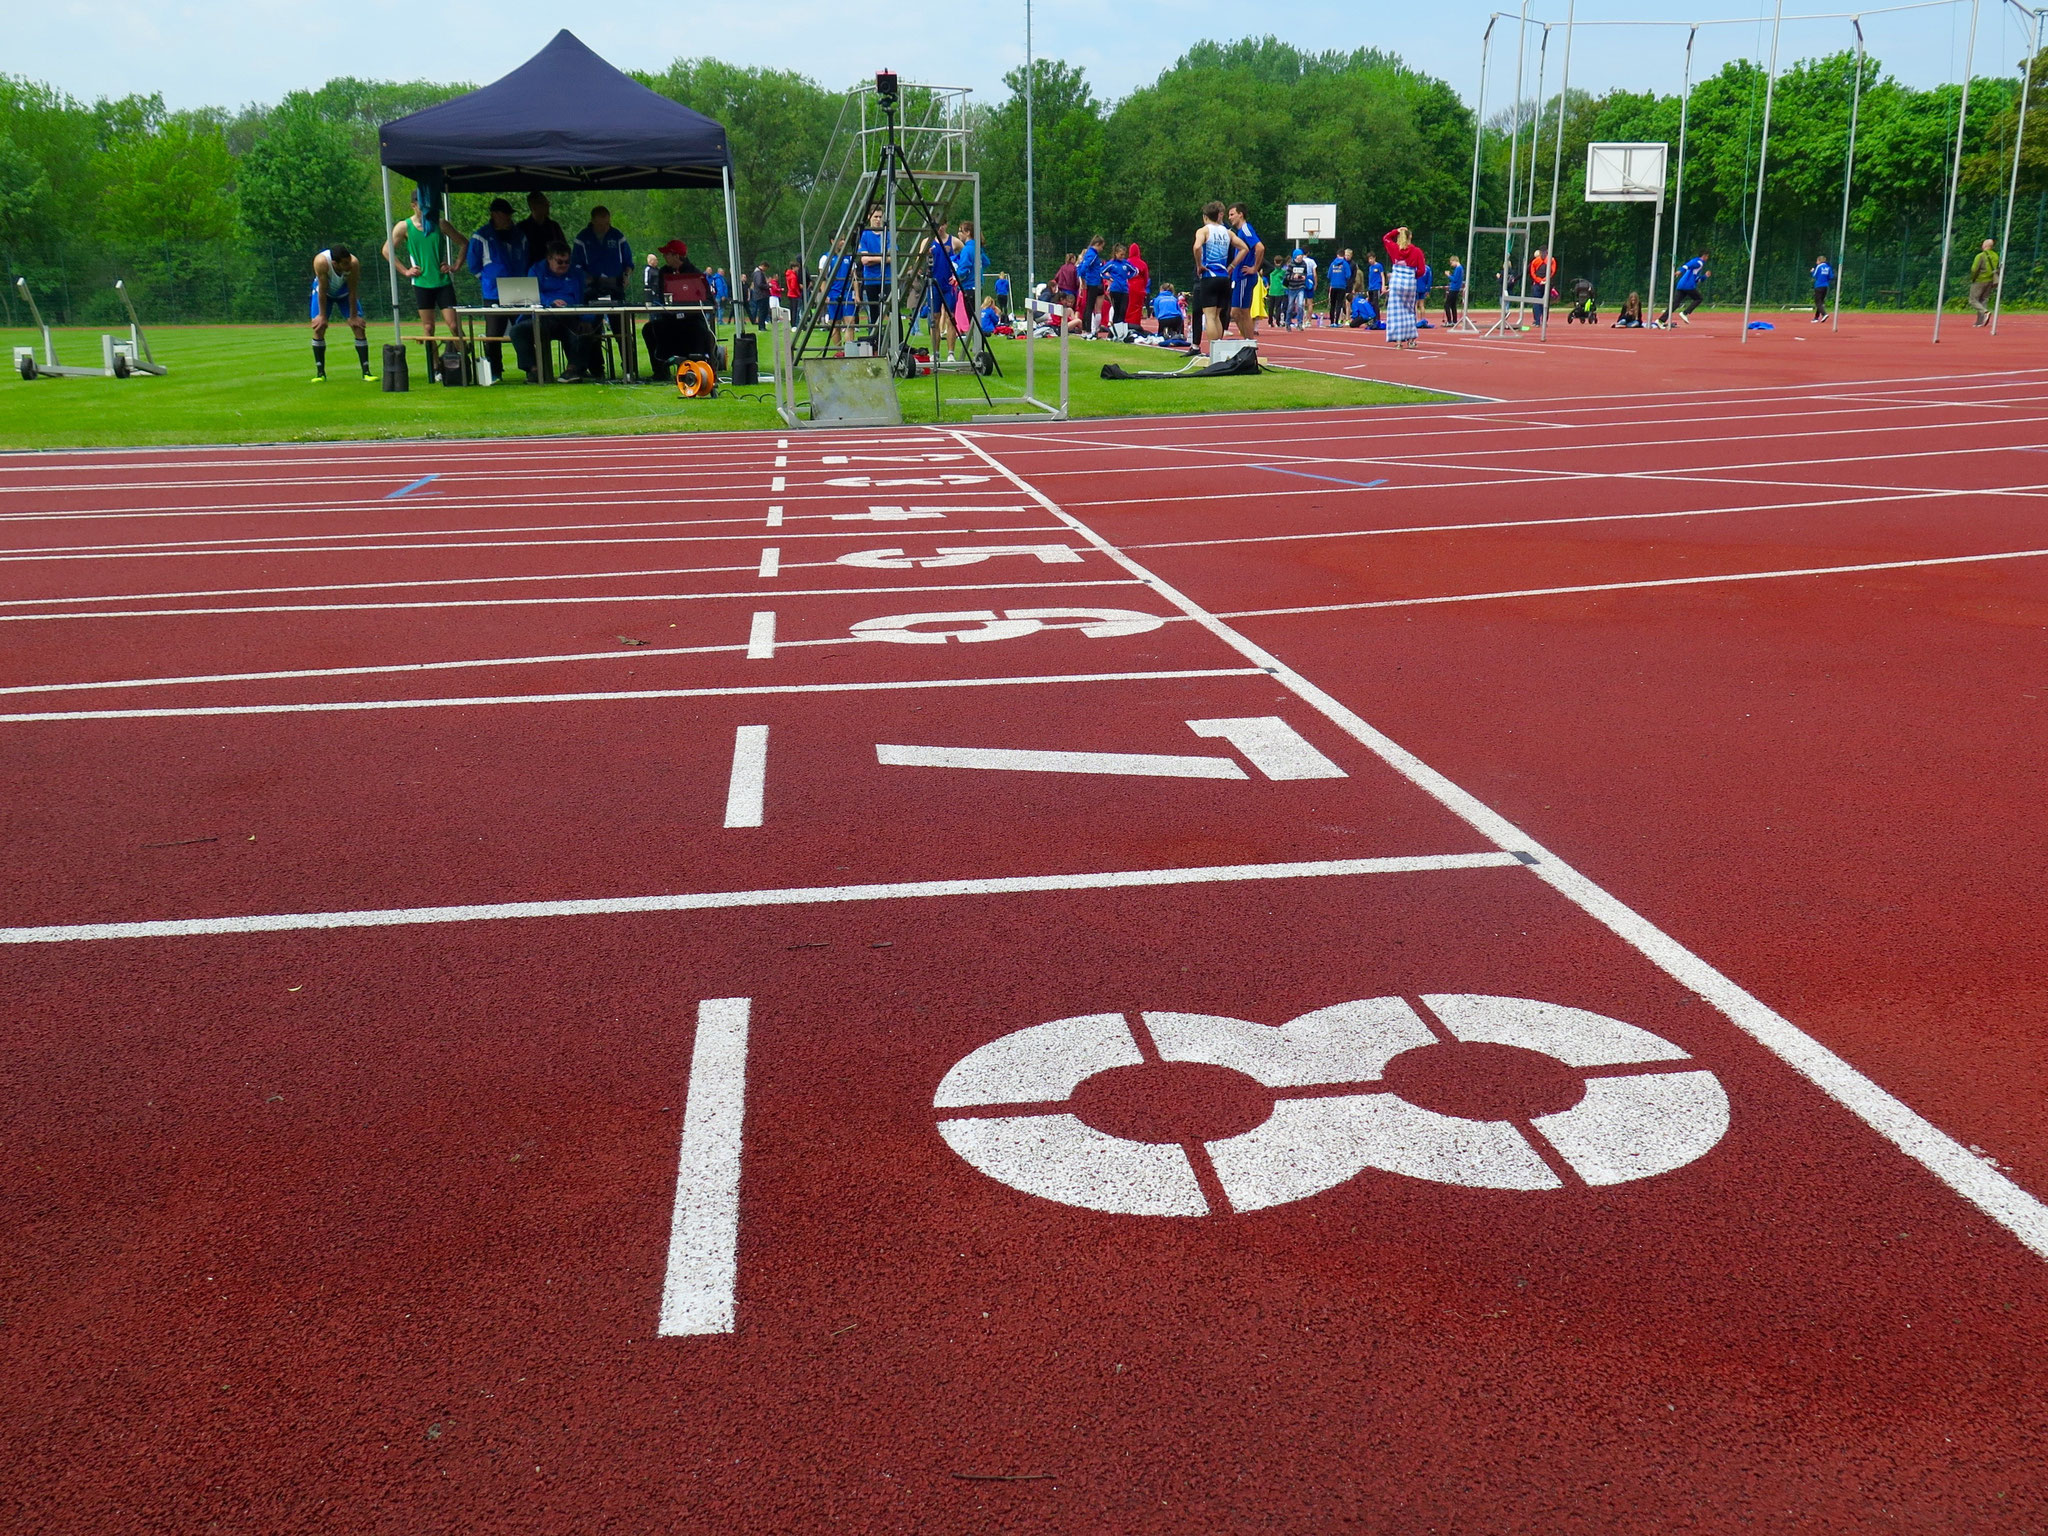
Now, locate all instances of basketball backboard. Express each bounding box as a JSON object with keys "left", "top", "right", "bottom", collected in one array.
[
  {"left": 1585, "top": 143, "right": 1668, "bottom": 203},
  {"left": 1285, "top": 204, "right": 1337, "bottom": 241}
]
